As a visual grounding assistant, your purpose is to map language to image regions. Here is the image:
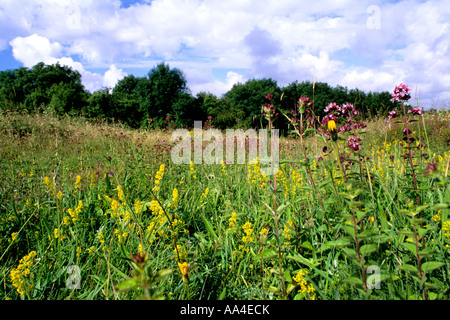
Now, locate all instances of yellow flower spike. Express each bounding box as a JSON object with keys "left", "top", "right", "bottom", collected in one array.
[
  {"left": 328, "top": 120, "right": 338, "bottom": 142},
  {"left": 178, "top": 262, "right": 189, "bottom": 282}
]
